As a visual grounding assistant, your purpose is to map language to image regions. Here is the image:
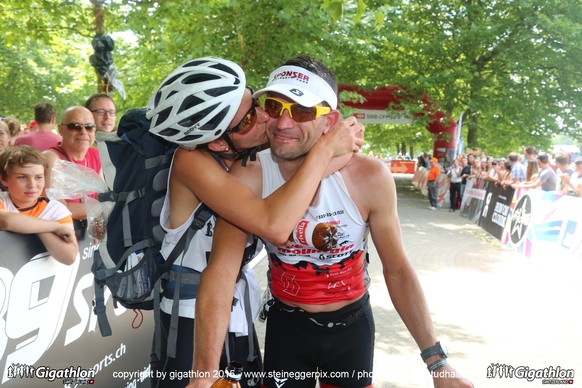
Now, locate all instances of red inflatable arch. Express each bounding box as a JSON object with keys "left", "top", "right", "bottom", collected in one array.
[{"left": 339, "top": 85, "right": 457, "bottom": 160}]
